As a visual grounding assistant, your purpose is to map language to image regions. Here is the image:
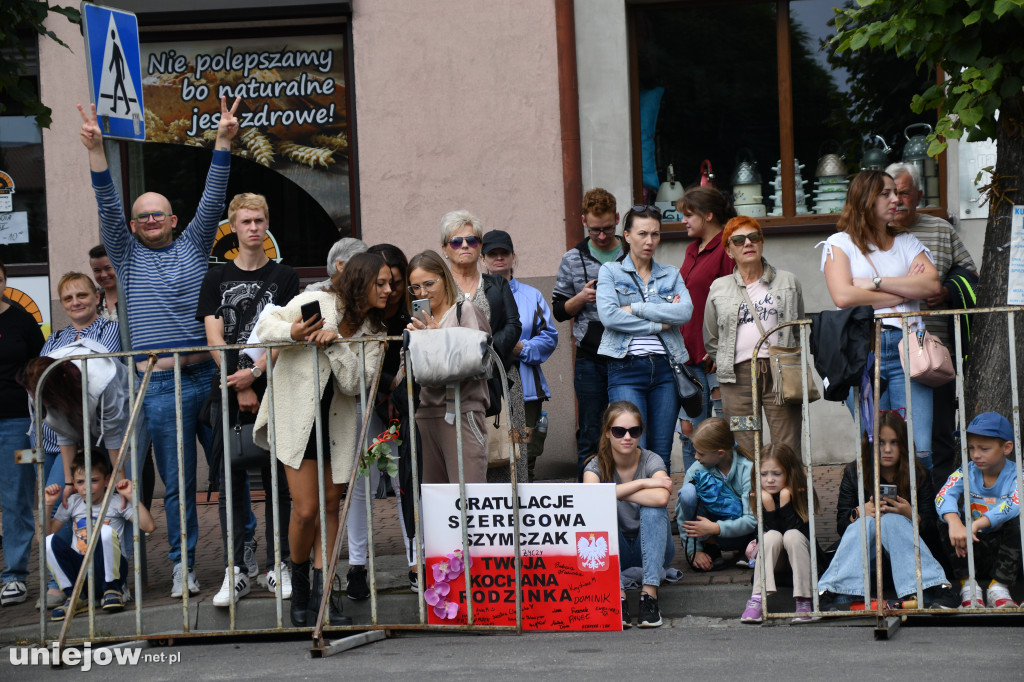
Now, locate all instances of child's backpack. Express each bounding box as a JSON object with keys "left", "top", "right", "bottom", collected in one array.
[{"left": 690, "top": 468, "right": 742, "bottom": 519}]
